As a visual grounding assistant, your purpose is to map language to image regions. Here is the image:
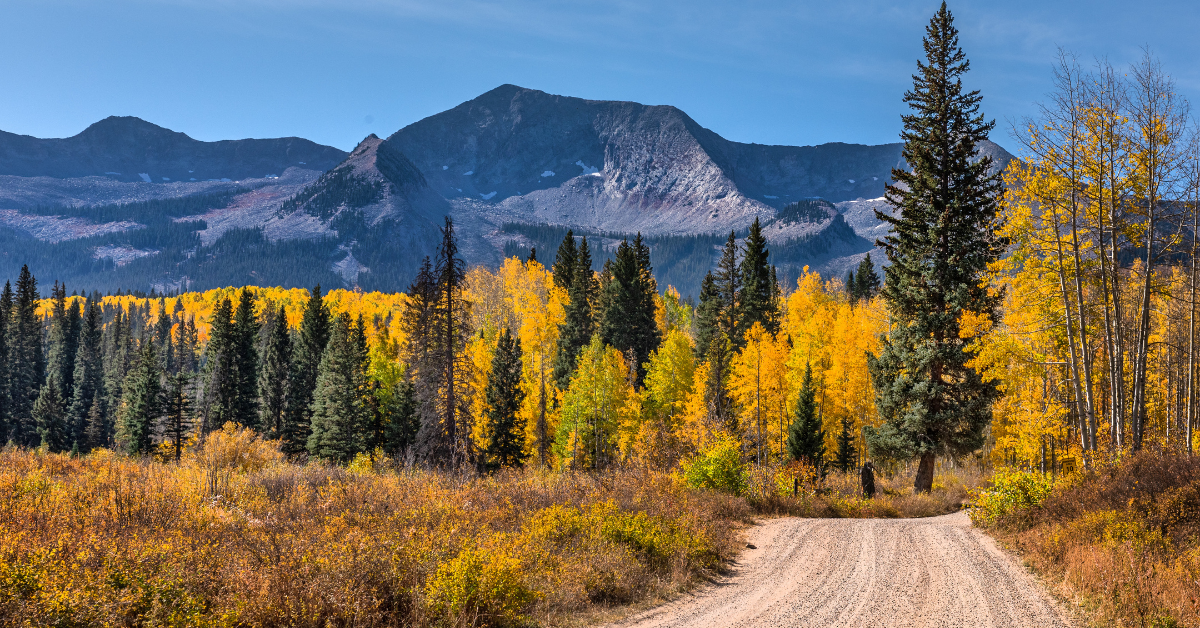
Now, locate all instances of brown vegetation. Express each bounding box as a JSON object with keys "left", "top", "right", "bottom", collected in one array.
[{"left": 983, "top": 450, "right": 1200, "bottom": 628}]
